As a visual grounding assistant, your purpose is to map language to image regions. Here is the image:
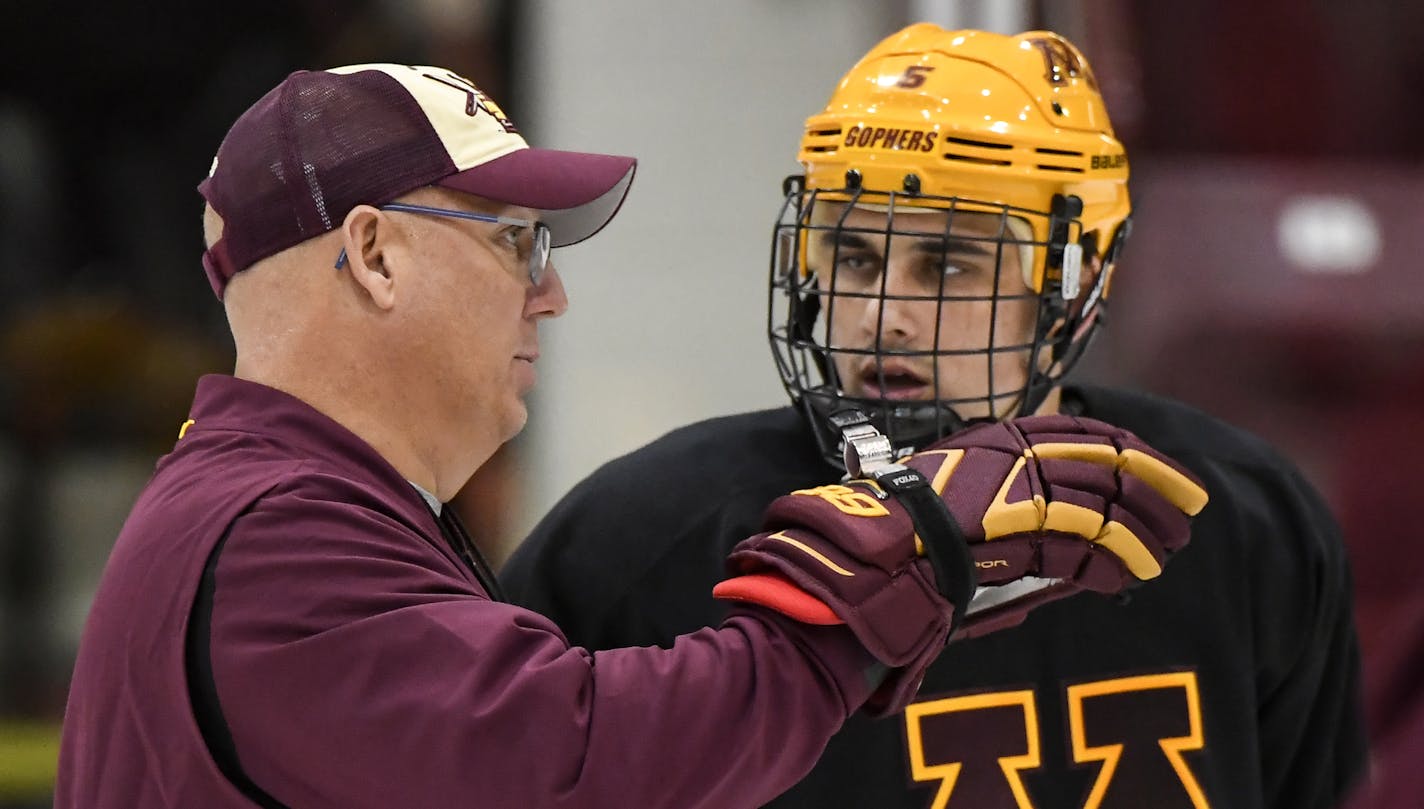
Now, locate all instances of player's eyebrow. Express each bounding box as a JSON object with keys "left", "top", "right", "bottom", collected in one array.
[{"left": 820, "top": 230, "right": 994, "bottom": 257}]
